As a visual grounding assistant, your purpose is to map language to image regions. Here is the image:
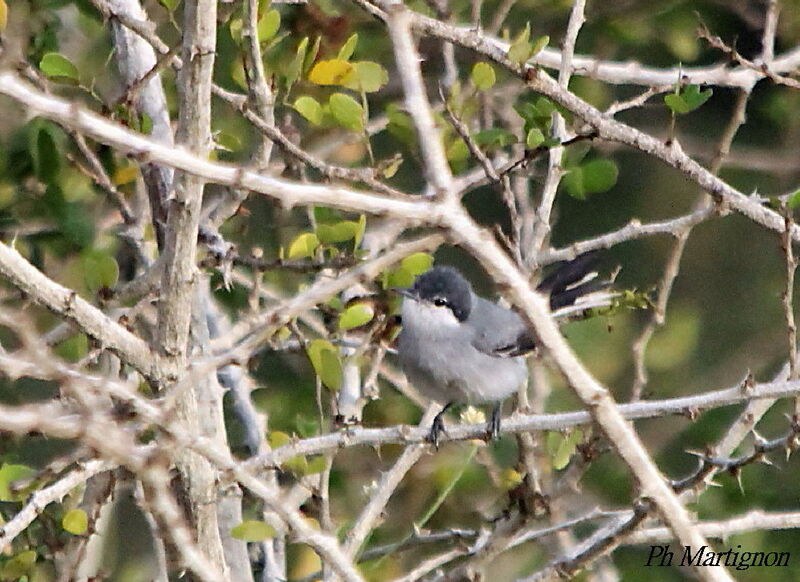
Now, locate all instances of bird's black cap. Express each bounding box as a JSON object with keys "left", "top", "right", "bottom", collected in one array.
[{"left": 409, "top": 266, "right": 473, "bottom": 321}]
